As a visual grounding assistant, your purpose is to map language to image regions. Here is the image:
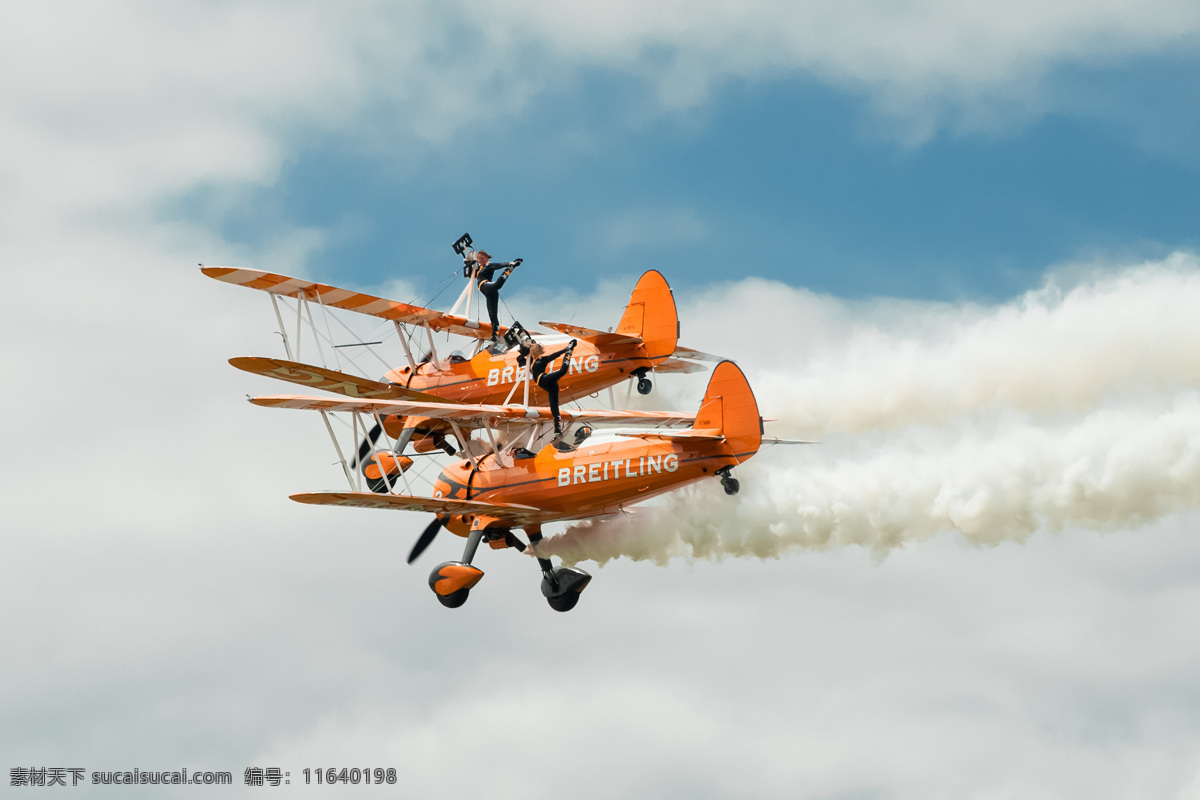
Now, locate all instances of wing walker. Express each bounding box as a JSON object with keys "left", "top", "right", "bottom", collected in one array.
[{"left": 204, "top": 233, "right": 789, "bottom": 612}]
